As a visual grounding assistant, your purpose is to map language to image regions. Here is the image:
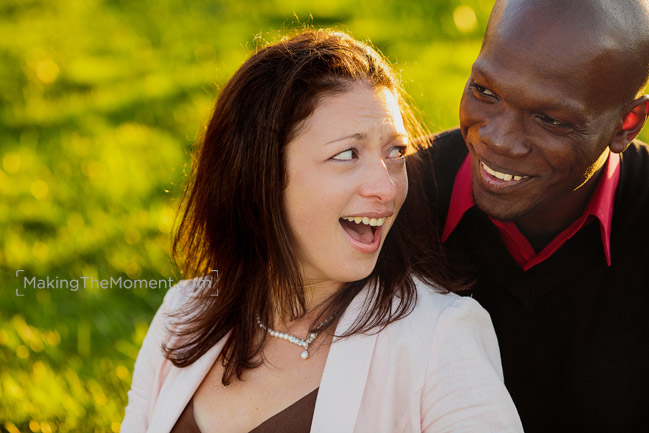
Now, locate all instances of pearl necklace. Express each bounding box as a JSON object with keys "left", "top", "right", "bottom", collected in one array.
[{"left": 257, "top": 315, "right": 334, "bottom": 360}]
